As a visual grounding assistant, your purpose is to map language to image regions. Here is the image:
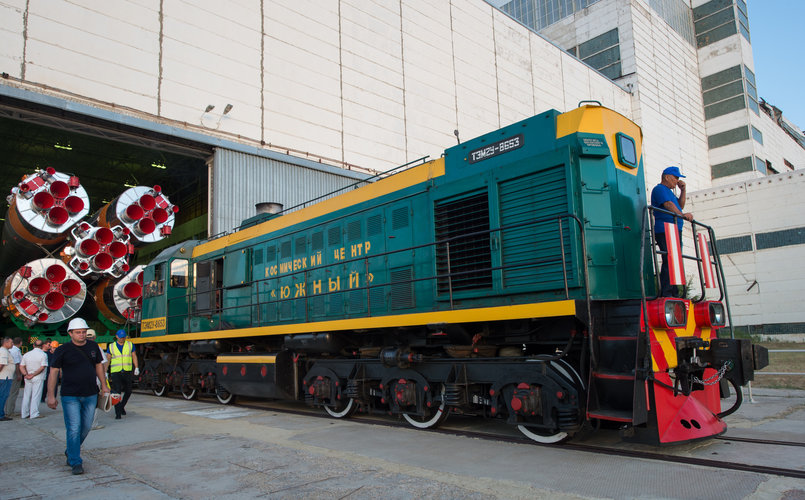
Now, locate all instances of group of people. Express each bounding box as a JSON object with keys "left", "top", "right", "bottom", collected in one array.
[{"left": 1, "top": 318, "right": 139, "bottom": 476}]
